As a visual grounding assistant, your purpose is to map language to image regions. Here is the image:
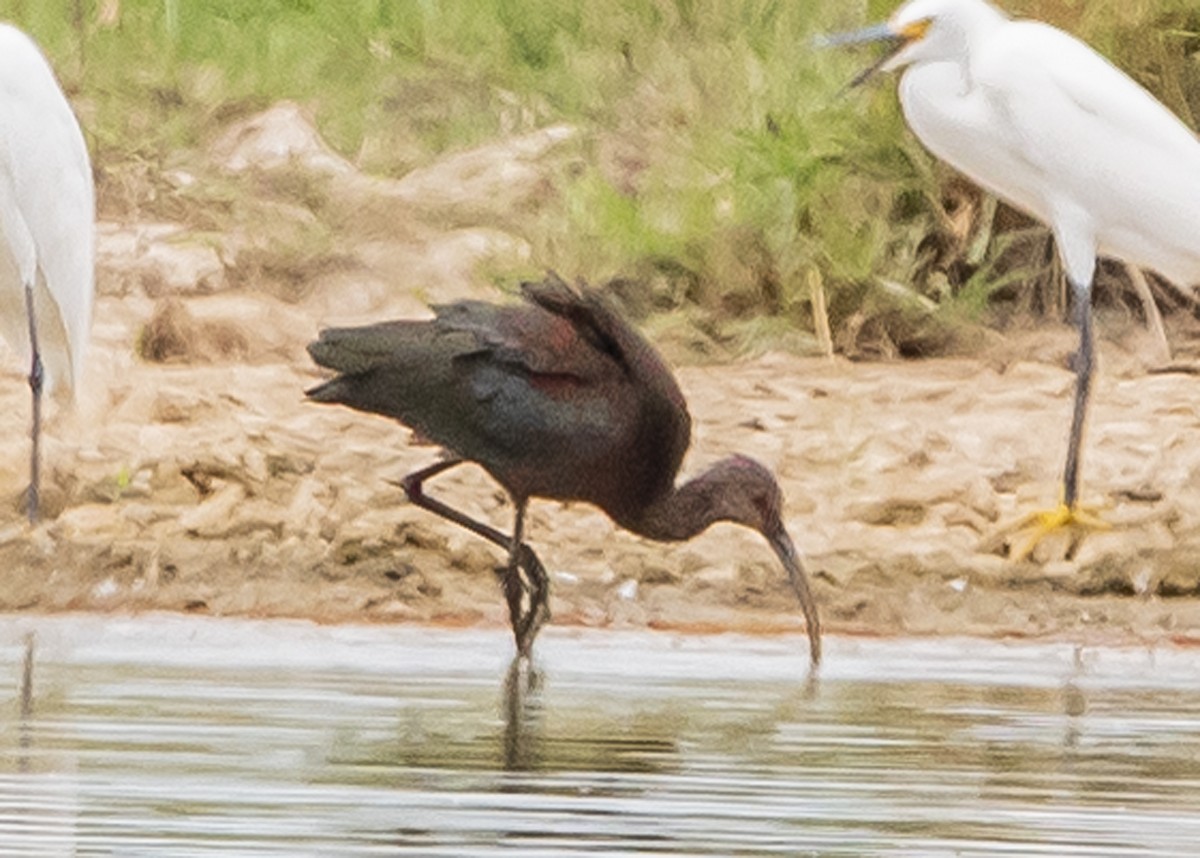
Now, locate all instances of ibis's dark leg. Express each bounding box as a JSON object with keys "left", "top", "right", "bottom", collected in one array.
[
  {"left": 23, "top": 284, "right": 43, "bottom": 525},
  {"left": 1062, "top": 278, "right": 1094, "bottom": 508},
  {"left": 503, "top": 504, "right": 550, "bottom": 656},
  {"left": 400, "top": 459, "right": 551, "bottom": 653},
  {"left": 517, "top": 535, "right": 550, "bottom": 652},
  {"left": 506, "top": 501, "right": 531, "bottom": 654}
]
